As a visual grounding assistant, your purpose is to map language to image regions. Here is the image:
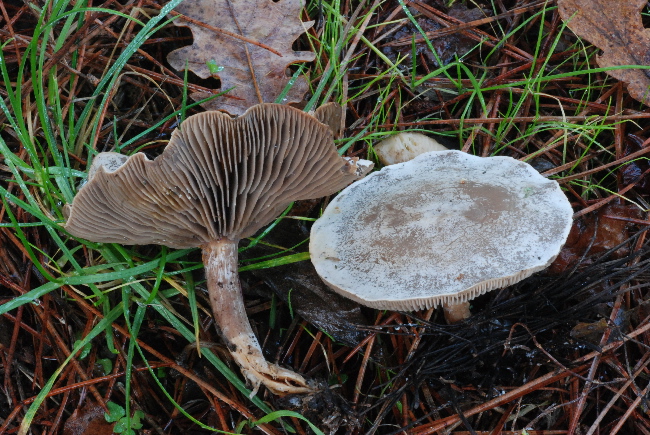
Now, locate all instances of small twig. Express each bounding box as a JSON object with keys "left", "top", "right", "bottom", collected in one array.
[{"left": 353, "top": 333, "right": 375, "bottom": 405}]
